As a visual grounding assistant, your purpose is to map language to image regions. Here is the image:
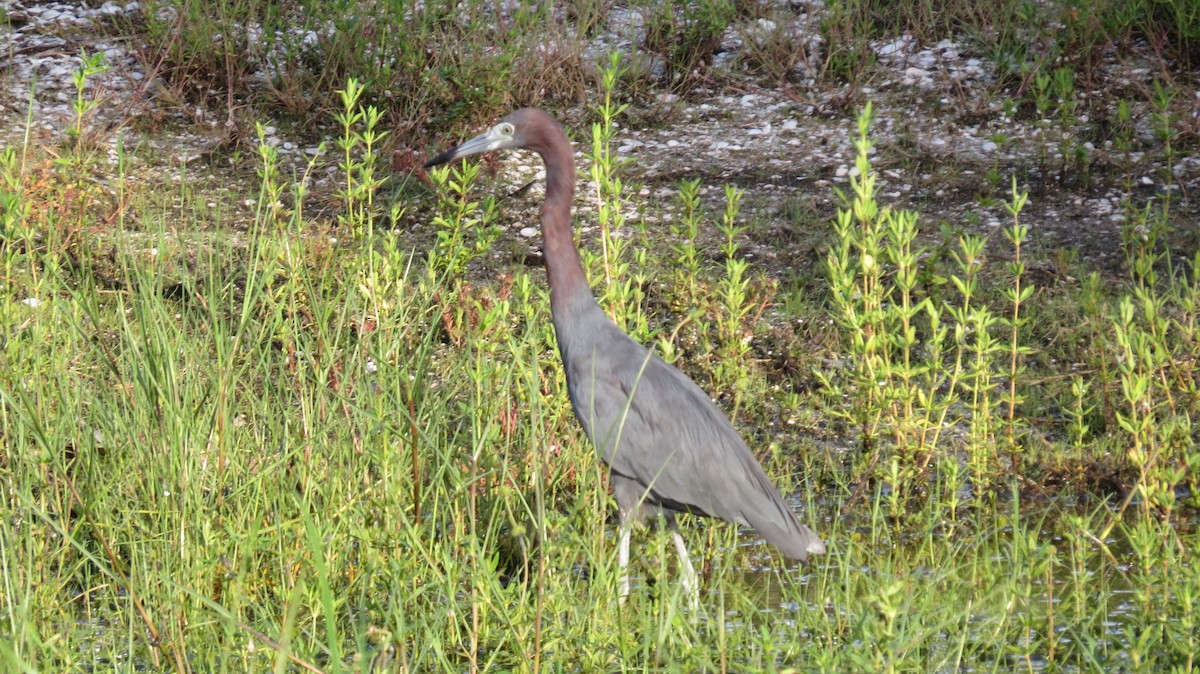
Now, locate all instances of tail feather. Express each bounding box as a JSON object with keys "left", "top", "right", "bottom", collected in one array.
[
  {"left": 754, "top": 513, "right": 825, "bottom": 561},
  {"left": 737, "top": 468, "right": 826, "bottom": 561}
]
